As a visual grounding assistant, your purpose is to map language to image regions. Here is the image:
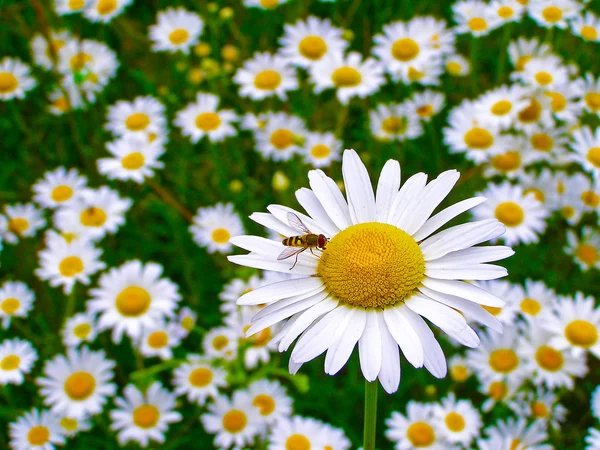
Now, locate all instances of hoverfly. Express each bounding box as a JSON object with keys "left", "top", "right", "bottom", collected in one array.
[{"left": 277, "top": 212, "right": 328, "bottom": 269}]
